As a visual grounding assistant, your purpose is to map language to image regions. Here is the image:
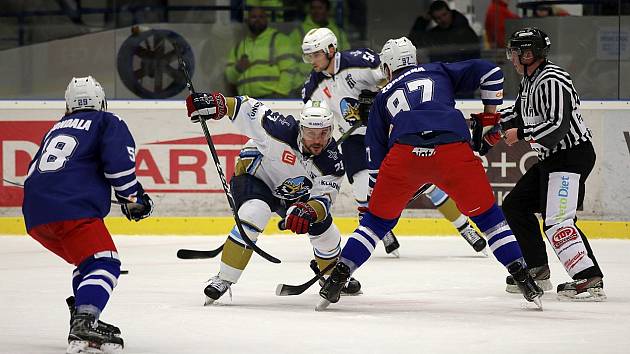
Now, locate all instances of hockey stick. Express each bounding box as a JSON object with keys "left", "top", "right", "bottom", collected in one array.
[
  {"left": 176, "top": 247, "right": 224, "bottom": 259},
  {"left": 175, "top": 49, "right": 280, "bottom": 264},
  {"left": 335, "top": 120, "right": 363, "bottom": 145},
  {"left": 275, "top": 261, "right": 336, "bottom": 296},
  {"left": 3, "top": 178, "right": 124, "bottom": 205}
]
